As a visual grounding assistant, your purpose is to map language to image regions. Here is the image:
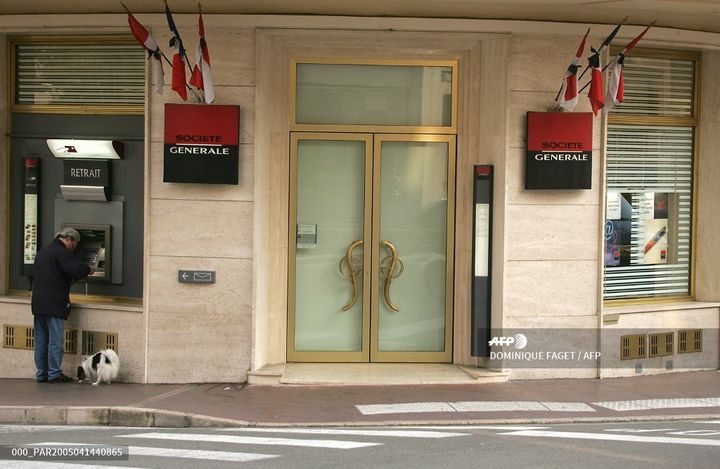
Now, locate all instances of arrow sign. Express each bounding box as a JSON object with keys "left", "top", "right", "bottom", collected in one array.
[{"left": 178, "top": 270, "right": 215, "bottom": 284}]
